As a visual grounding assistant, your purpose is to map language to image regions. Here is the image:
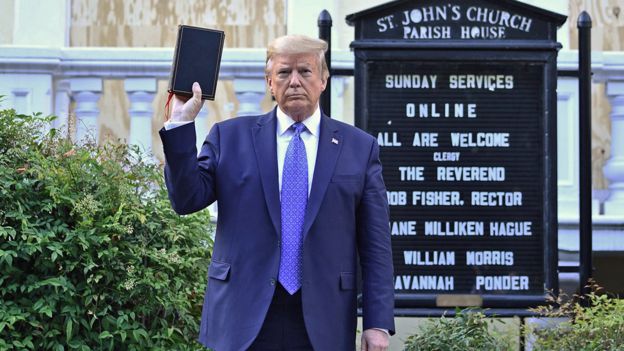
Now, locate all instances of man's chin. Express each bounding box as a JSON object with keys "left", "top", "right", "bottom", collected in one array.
[
  {"left": 282, "top": 104, "right": 313, "bottom": 121},
  {"left": 284, "top": 109, "right": 314, "bottom": 122}
]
